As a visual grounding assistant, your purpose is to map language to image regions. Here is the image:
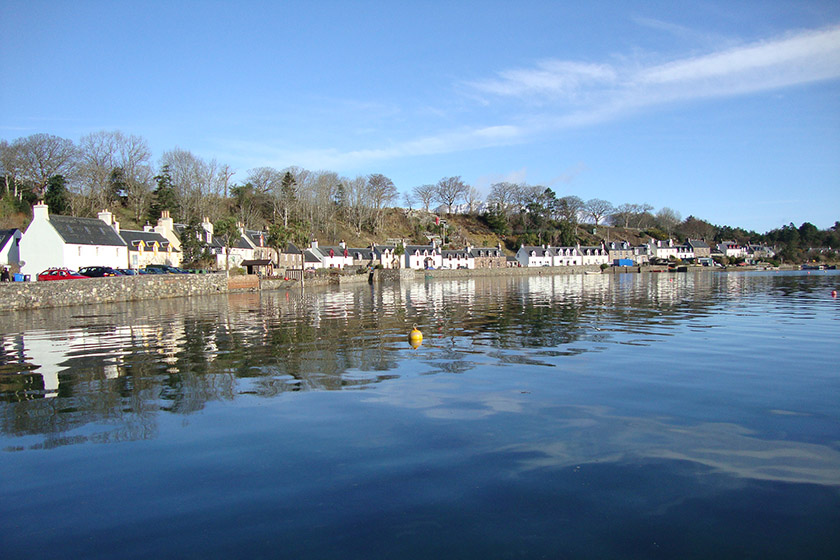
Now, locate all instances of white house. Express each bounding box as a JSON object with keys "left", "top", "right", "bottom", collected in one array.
[
  {"left": 552, "top": 246, "right": 582, "bottom": 266},
  {"left": 675, "top": 243, "right": 695, "bottom": 261},
  {"left": 440, "top": 249, "right": 474, "bottom": 269},
  {"left": 648, "top": 239, "right": 679, "bottom": 261},
  {"left": 405, "top": 244, "right": 442, "bottom": 270},
  {"left": 578, "top": 244, "right": 610, "bottom": 266},
  {"left": 717, "top": 241, "right": 746, "bottom": 259},
  {"left": 20, "top": 203, "right": 128, "bottom": 277},
  {"left": 516, "top": 245, "right": 553, "bottom": 267},
  {"left": 0, "top": 229, "right": 22, "bottom": 269}
]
